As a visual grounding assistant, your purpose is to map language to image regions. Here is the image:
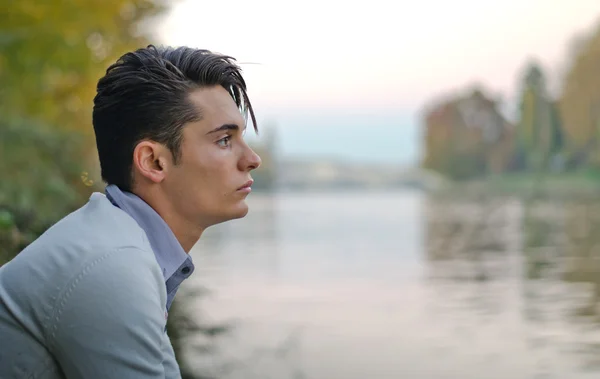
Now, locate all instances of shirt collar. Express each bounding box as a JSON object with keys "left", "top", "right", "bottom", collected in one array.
[{"left": 104, "top": 184, "right": 194, "bottom": 281}]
